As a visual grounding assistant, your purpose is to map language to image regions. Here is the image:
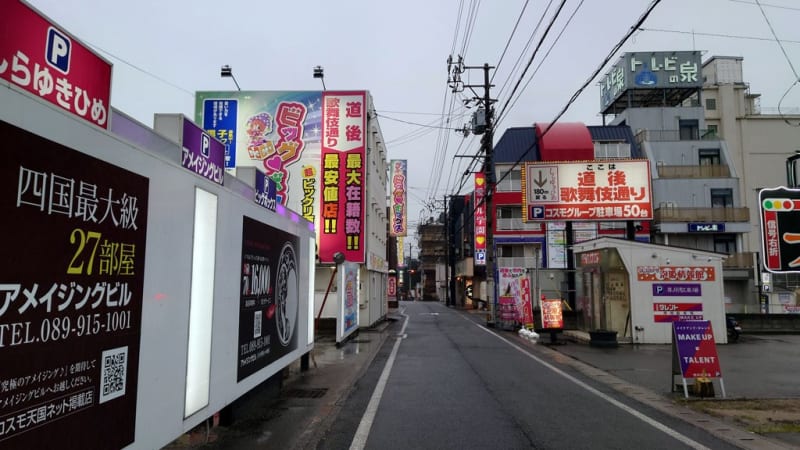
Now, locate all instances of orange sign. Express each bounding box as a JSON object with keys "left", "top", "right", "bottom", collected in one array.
[
  {"left": 636, "top": 266, "right": 715, "bottom": 282},
  {"left": 541, "top": 298, "right": 564, "bottom": 329}
]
